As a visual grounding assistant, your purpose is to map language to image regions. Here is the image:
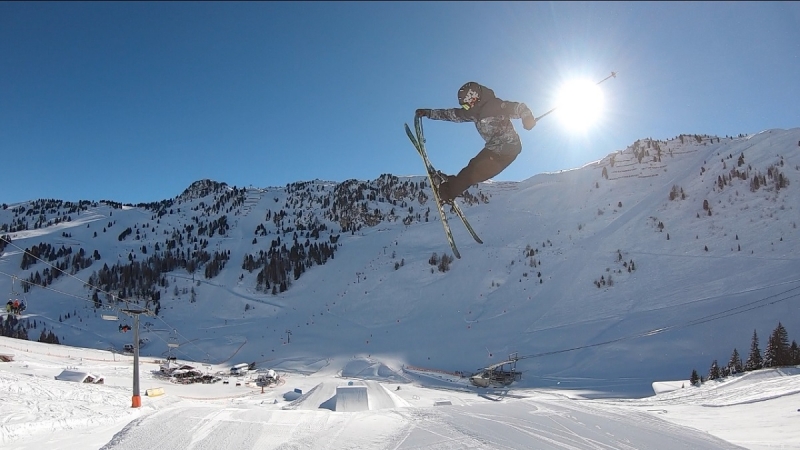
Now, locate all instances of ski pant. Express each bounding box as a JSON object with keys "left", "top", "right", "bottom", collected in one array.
[{"left": 441, "top": 146, "right": 519, "bottom": 201}]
